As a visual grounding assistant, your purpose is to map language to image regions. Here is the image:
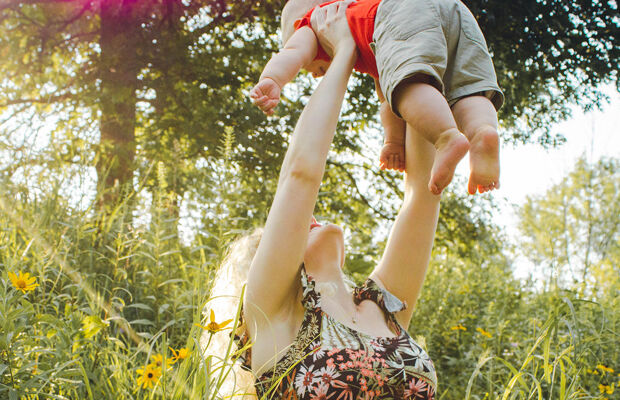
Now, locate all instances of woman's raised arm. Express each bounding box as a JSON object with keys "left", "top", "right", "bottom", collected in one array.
[
  {"left": 246, "top": 2, "right": 356, "bottom": 324},
  {"left": 370, "top": 124, "right": 441, "bottom": 329}
]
